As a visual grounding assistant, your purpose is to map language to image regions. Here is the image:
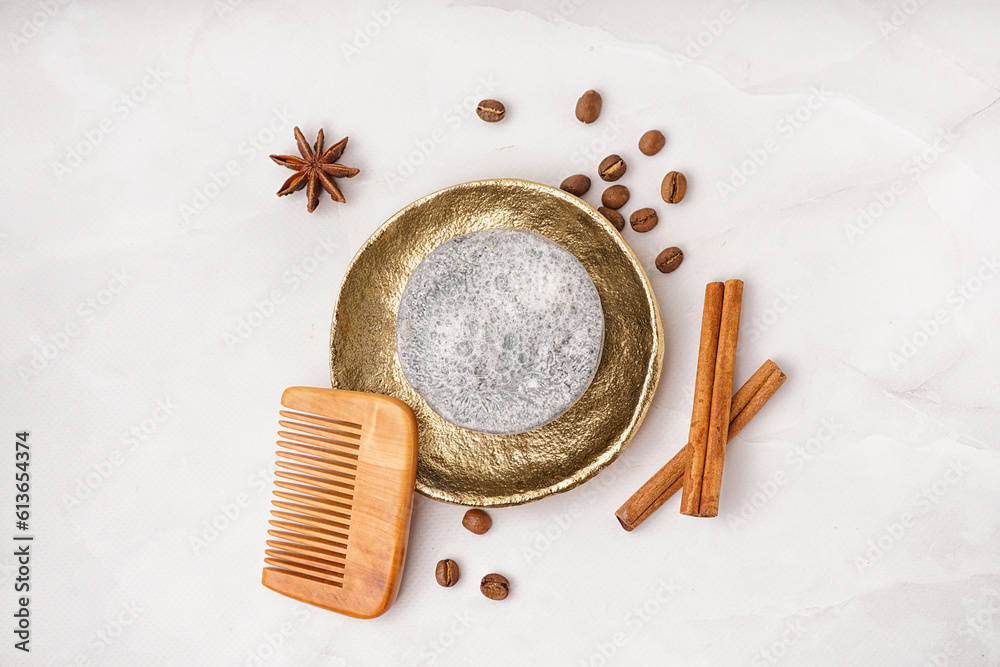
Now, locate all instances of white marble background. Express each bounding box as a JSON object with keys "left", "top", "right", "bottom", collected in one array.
[{"left": 2, "top": 0, "right": 999, "bottom": 665}]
